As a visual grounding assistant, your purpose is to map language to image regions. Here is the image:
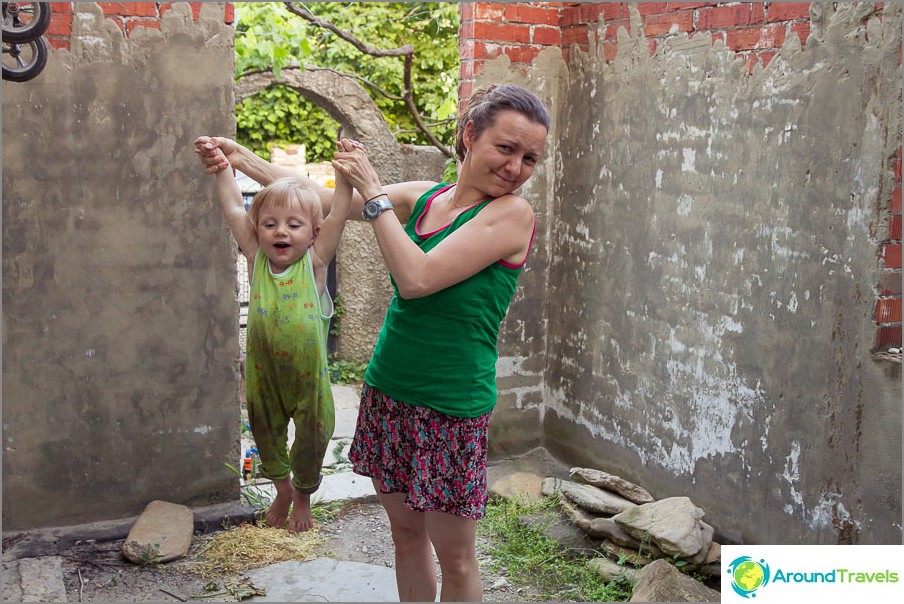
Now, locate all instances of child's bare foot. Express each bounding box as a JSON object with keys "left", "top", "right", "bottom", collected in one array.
[
  {"left": 287, "top": 491, "right": 314, "bottom": 534},
  {"left": 265, "top": 477, "right": 293, "bottom": 529}
]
